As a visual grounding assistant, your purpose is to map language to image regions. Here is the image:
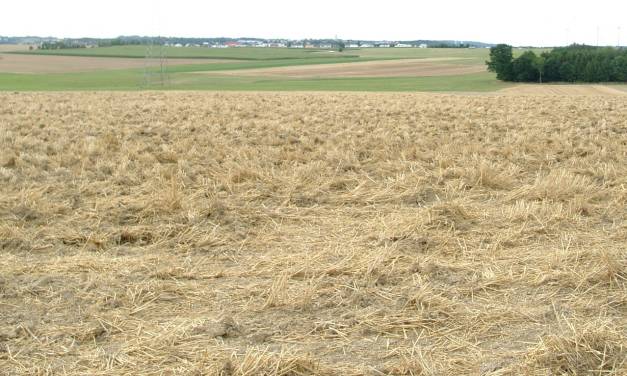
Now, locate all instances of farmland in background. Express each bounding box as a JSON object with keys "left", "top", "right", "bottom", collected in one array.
[
  {"left": 0, "top": 46, "right": 625, "bottom": 92},
  {"left": 10, "top": 45, "right": 361, "bottom": 60},
  {"left": 1, "top": 92, "right": 625, "bottom": 375},
  {"left": 0, "top": 46, "right": 571, "bottom": 92}
]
